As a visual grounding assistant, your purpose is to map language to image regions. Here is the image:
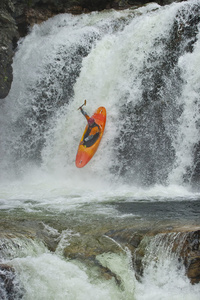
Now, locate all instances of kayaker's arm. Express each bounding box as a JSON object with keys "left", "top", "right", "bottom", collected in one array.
[{"left": 80, "top": 107, "right": 90, "bottom": 122}]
